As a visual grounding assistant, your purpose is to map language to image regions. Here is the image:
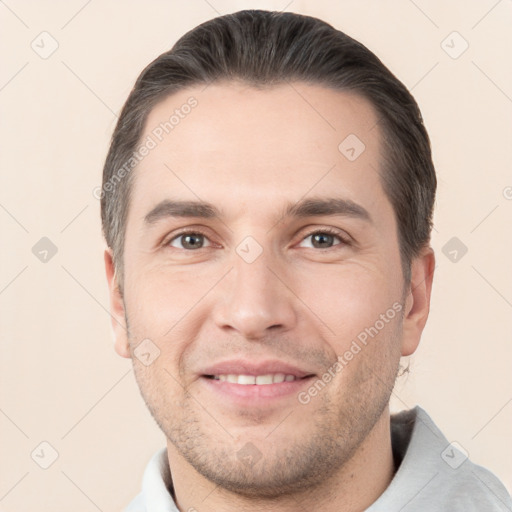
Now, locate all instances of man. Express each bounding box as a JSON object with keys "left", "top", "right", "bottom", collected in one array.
[{"left": 101, "top": 10, "right": 511, "bottom": 511}]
